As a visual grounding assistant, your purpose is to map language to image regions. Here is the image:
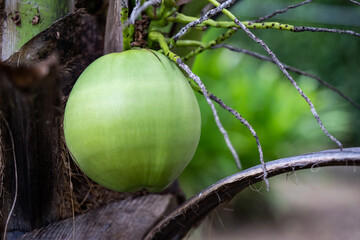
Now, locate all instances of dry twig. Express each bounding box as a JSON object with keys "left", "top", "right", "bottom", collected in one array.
[
  {"left": 176, "top": 58, "right": 242, "bottom": 170},
  {"left": 172, "top": 0, "right": 237, "bottom": 41},
  {"left": 213, "top": 44, "right": 360, "bottom": 110},
  {"left": 229, "top": 14, "right": 343, "bottom": 150},
  {"left": 253, "top": 0, "right": 313, "bottom": 23},
  {"left": 293, "top": 26, "right": 360, "bottom": 37},
  {"left": 209, "top": 93, "right": 267, "bottom": 184}
]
